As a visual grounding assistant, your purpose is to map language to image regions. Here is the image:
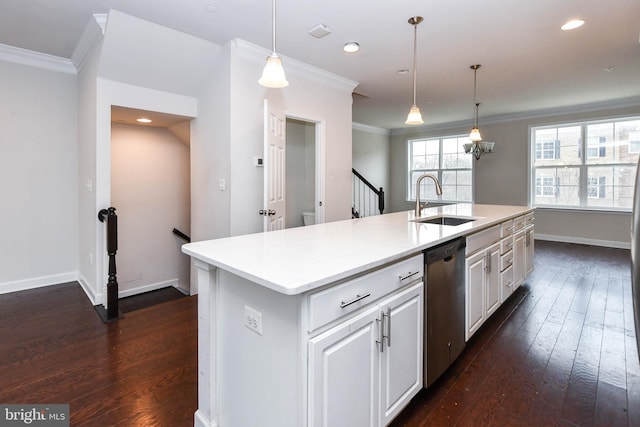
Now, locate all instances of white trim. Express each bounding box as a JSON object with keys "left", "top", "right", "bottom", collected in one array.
[
  {"left": 0, "top": 43, "right": 75, "bottom": 74},
  {"left": 233, "top": 39, "right": 358, "bottom": 92},
  {"left": 390, "top": 95, "right": 640, "bottom": 136},
  {"left": 118, "top": 279, "right": 180, "bottom": 298},
  {"left": 71, "top": 13, "right": 107, "bottom": 72},
  {"left": 0, "top": 272, "right": 78, "bottom": 295},
  {"left": 352, "top": 122, "right": 390, "bottom": 136},
  {"left": 535, "top": 233, "right": 630, "bottom": 250},
  {"left": 78, "top": 273, "right": 99, "bottom": 305}
]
